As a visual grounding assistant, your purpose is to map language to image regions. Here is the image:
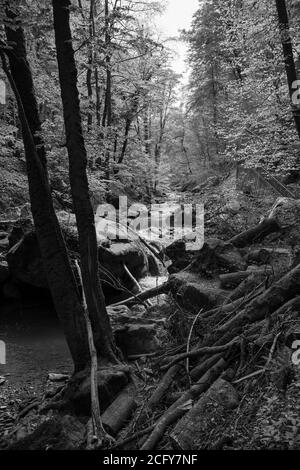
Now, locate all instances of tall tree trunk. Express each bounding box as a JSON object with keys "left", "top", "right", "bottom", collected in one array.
[
  {"left": 143, "top": 106, "right": 151, "bottom": 156},
  {"left": 2, "top": 13, "right": 91, "bottom": 371},
  {"left": 4, "top": 7, "right": 47, "bottom": 172},
  {"left": 118, "top": 117, "right": 131, "bottom": 165},
  {"left": 102, "top": 0, "right": 112, "bottom": 180},
  {"left": 52, "top": 0, "right": 117, "bottom": 364},
  {"left": 275, "top": 0, "right": 300, "bottom": 138}
]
